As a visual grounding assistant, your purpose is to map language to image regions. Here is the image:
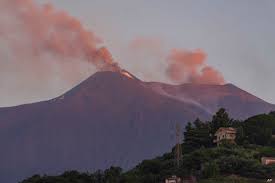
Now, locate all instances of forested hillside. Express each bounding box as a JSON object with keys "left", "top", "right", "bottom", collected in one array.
[{"left": 21, "top": 109, "right": 275, "bottom": 183}]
